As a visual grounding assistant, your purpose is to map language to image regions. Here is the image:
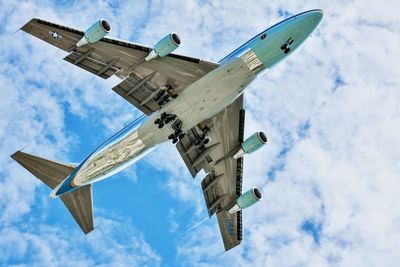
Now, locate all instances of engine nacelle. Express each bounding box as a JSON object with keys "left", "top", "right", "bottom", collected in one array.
[
  {"left": 76, "top": 19, "right": 111, "bottom": 47},
  {"left": 228, "top": 187, "right": 262, "bottom": 214},
  {"left": 145, "top": 33, "right": 181, "bottom": 61},
  {"left": 233, "top": 131, "right": 267, "bottom": 159}
]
